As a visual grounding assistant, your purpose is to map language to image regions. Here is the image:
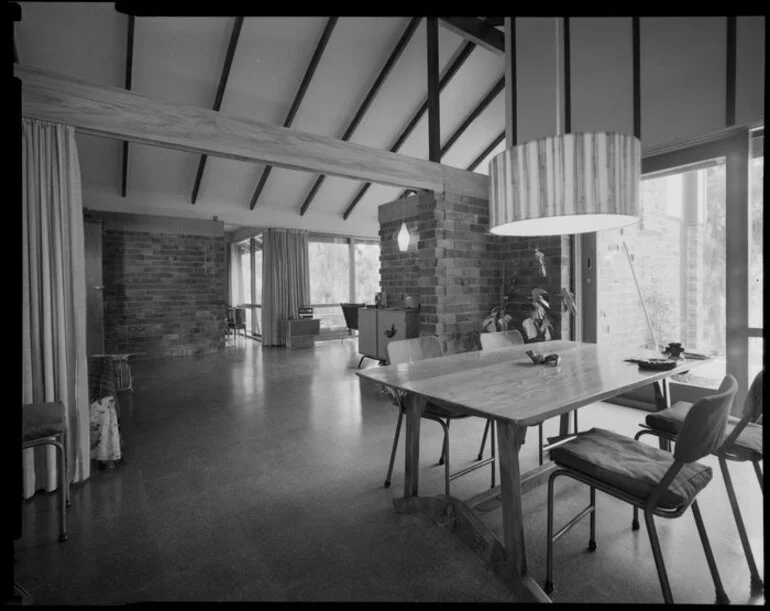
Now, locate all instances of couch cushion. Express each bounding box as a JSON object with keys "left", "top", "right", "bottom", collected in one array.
[{"left": 549, "top": 427, "right": 712, "bottom": 510}]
